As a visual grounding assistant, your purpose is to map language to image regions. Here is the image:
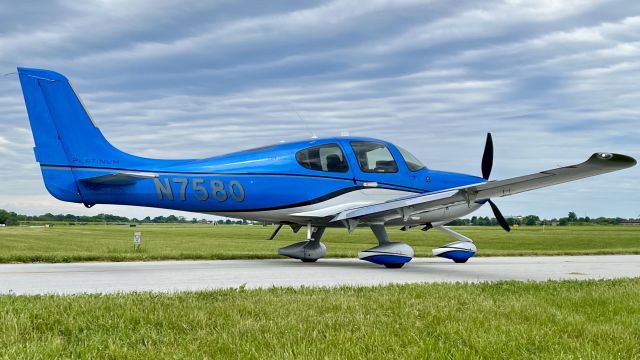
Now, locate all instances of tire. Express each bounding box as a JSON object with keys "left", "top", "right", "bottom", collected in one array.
[
  {"left": 301, "top": 258, "right": 318, "bottom": 263},
  {"left": 384, "top": 263, "right": 405, "bottom": 269},
  {"left": 453, "top": 259, "right": 468, "bottom": 263}
]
